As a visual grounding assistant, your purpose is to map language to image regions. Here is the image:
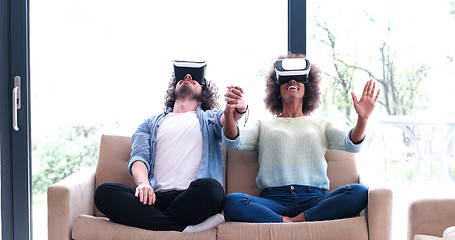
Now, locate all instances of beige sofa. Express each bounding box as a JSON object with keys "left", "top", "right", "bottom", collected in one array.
[
  {"left": 408, "top": 198, "right": 455, "bottom": 240},
  {"left": 48, "top": 134, "right": 393, "bottom": 240}
]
